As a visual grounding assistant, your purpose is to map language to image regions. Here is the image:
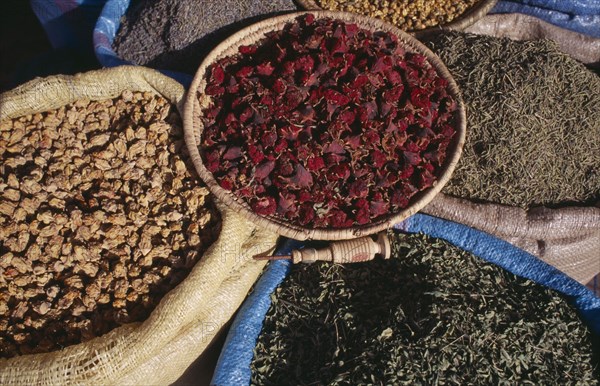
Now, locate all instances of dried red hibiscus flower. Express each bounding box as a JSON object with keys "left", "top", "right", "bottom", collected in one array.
[{"left": 199, "top": 14, "right": 458, "bottom": 229}]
